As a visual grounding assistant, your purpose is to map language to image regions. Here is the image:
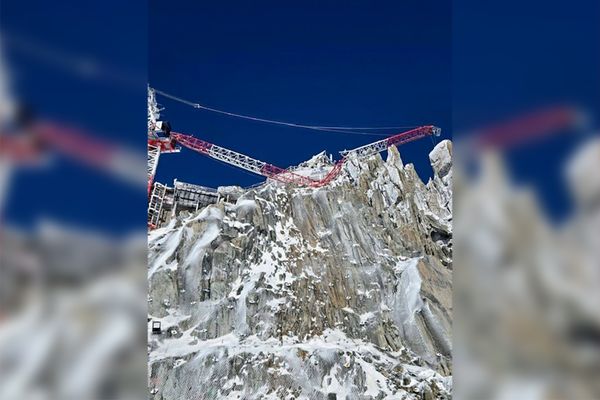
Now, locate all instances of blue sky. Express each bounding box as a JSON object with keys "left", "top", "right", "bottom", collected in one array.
[
  {"left": 9, "top": 1, "right": 594, "bottom": 232},
  {"left": 3, "top": 0, "right": 450, "bottom": 234},
  {"left": 150, "top": 1, "right": 451, "bottom": 190},
  {"left": 2, "top": 0, "right": 147, "bottom": 234}
]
